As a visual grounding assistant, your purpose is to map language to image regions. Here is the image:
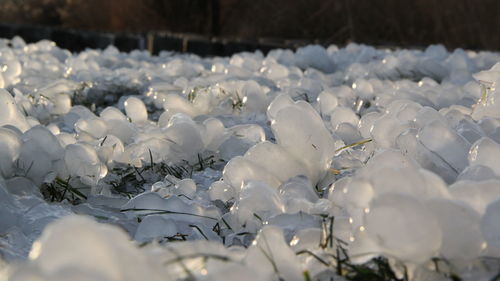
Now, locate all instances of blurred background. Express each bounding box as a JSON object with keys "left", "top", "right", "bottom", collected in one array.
[{"left": 0, "top": 0, "right": 499, "bottom": 51}]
